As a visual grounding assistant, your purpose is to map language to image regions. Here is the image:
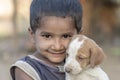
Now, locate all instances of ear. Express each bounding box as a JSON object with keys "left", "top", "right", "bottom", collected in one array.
[
  {"left": 90, "top": 46, "right": 106, "bottom": 68},
  {"left": 28, "top": 27, "right": 35, "bottom": 43}
]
